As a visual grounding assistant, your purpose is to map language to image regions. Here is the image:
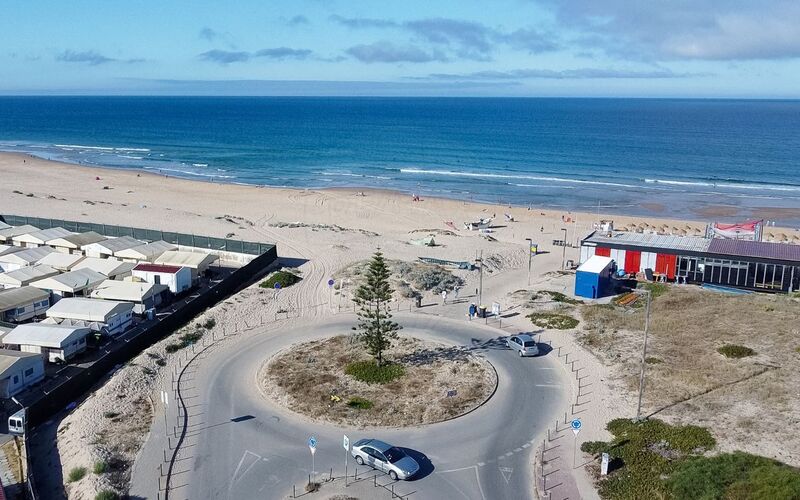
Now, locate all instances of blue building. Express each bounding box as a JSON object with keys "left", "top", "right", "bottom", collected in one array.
[{"left": 575, "top": 255, "right": 615, "bottom": 299}]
